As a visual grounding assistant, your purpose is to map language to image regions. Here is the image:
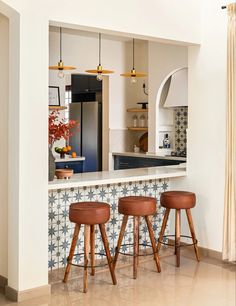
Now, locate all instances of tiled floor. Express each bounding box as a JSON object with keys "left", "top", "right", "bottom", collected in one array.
[{"left": 0, "top": 254, "right": 235, "bottom": 306}]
